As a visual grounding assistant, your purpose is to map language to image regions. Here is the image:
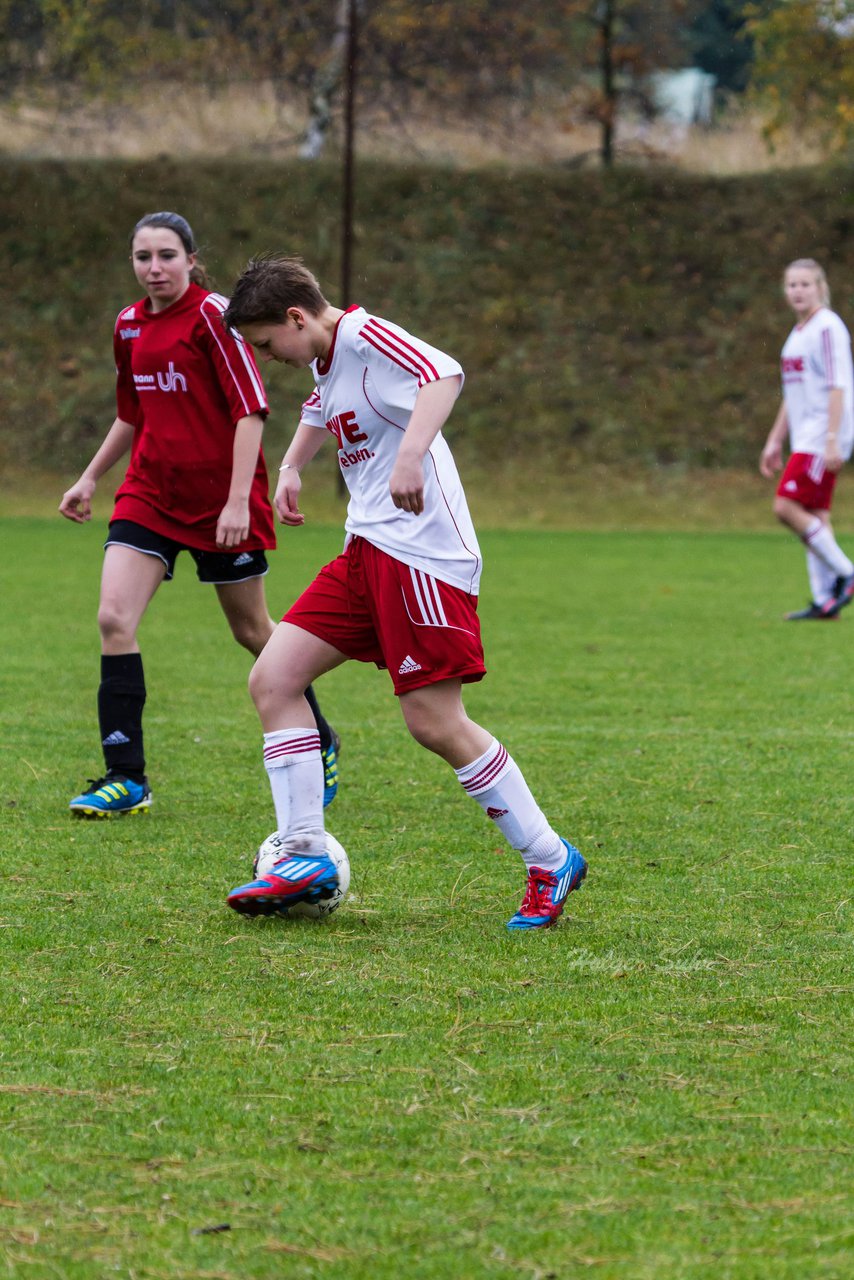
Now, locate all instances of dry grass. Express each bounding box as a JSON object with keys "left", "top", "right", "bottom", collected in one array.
[{"left": 0, "top": 81, "right": 830, "bottom": 174}]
